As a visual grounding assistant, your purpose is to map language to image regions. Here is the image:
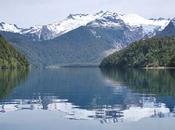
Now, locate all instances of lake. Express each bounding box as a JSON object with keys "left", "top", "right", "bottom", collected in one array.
[{"left": 0, "top": 68, "right": 175, "bottom": 130}]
